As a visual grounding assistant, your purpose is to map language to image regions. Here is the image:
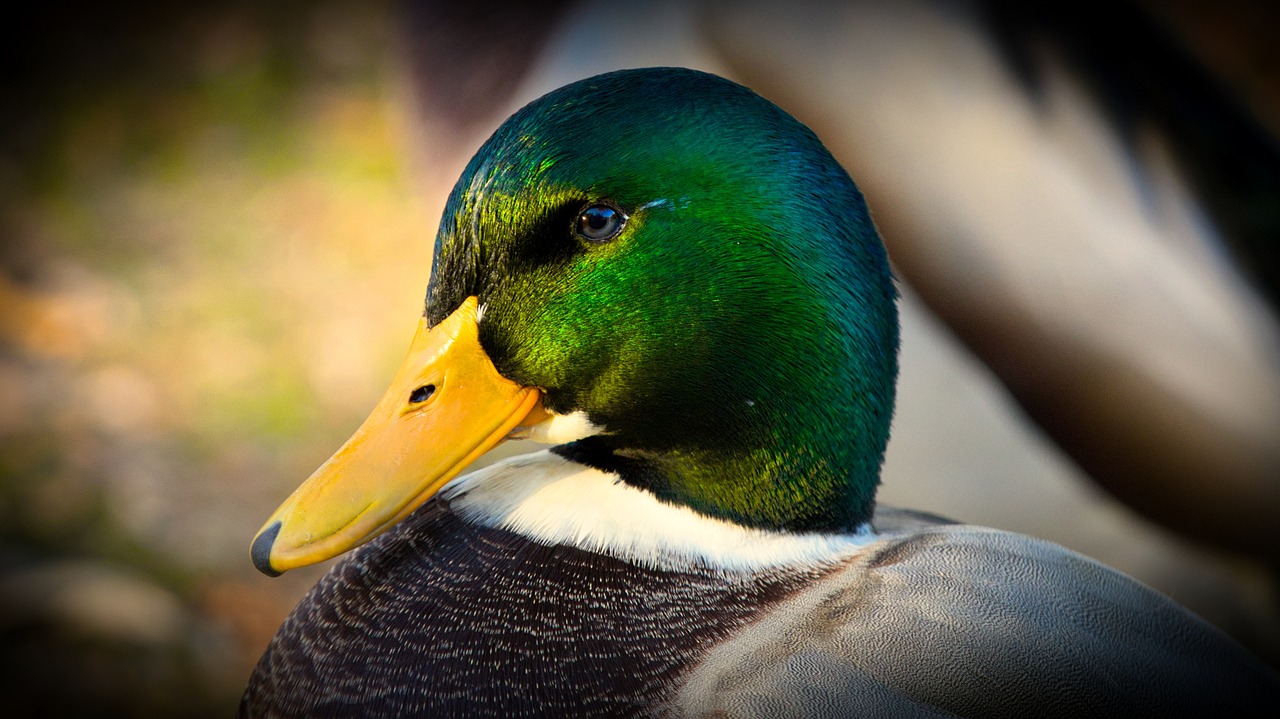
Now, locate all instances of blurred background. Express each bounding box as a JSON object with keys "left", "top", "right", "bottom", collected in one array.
[{"left": 1, "top": 0, "right": 1277, "bottom": 716}]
